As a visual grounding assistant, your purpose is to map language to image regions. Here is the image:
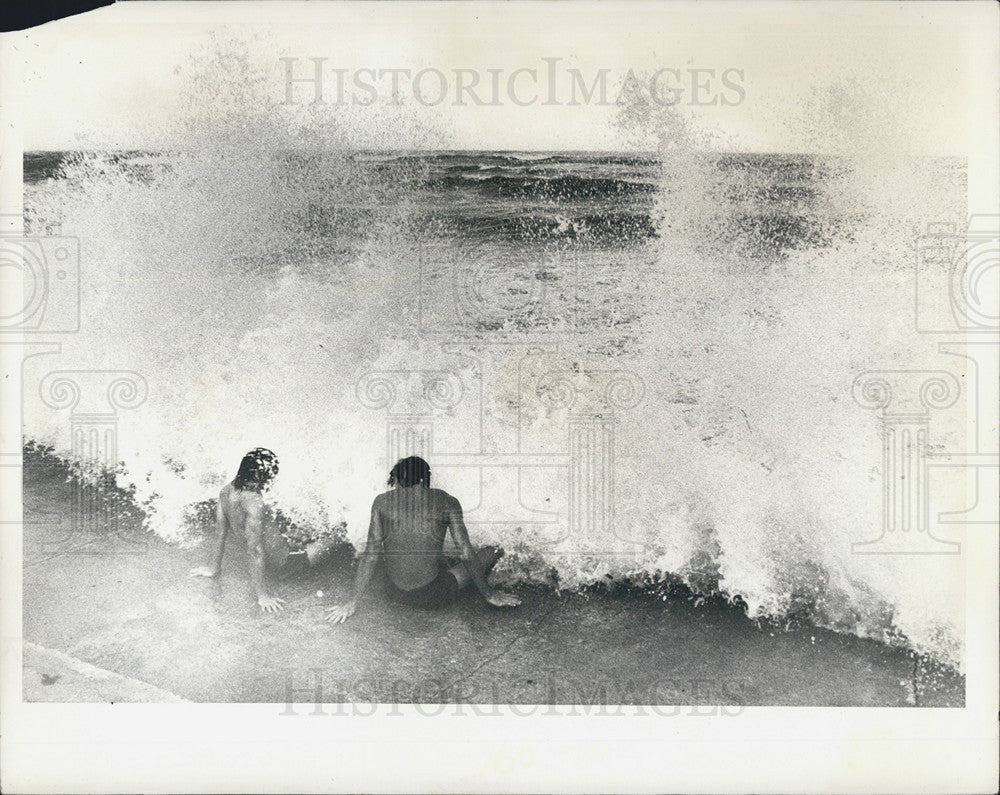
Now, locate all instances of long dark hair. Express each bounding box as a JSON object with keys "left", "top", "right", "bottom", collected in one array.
[
  {"left": 388, "top": 456, "right": 430, "bottom": 488},
  {"left": 233, "top": 448, "right": 279, "bottom": 492}
]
